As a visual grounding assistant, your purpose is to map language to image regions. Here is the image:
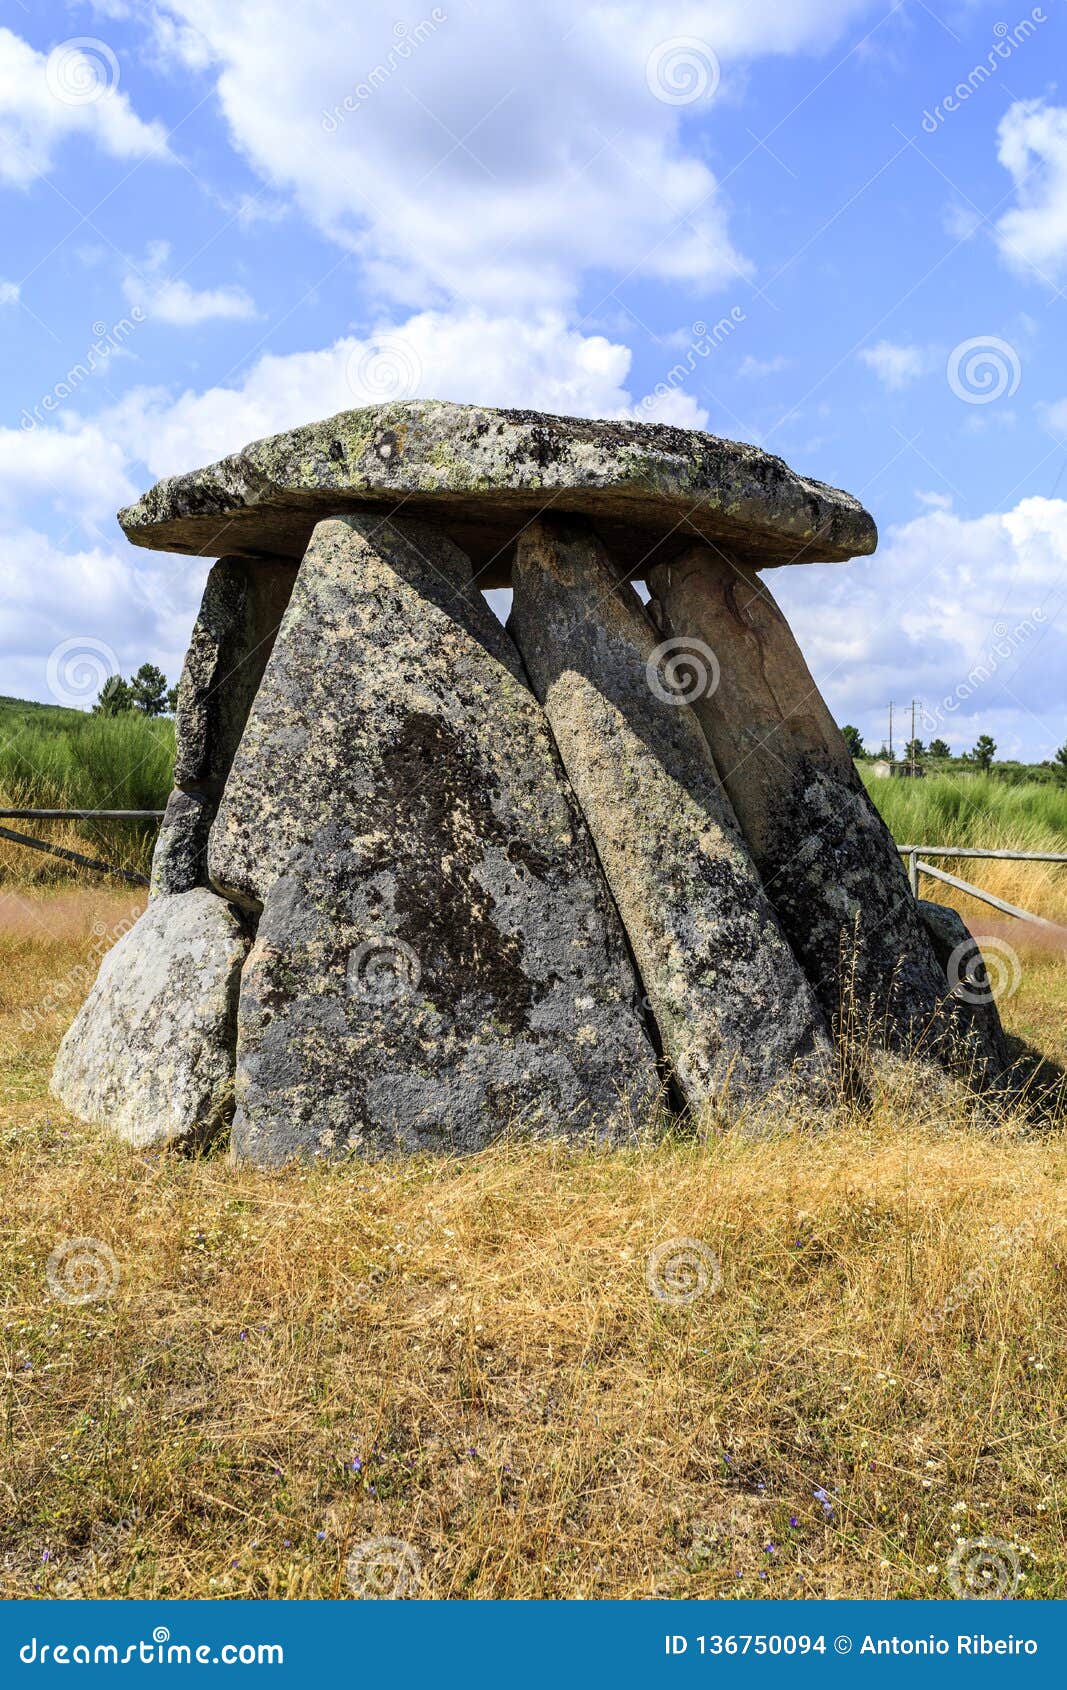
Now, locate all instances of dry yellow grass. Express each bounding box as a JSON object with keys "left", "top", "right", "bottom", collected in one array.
[{"left": 1, "top": 889, "right": 1065, "bottom": 1601}]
